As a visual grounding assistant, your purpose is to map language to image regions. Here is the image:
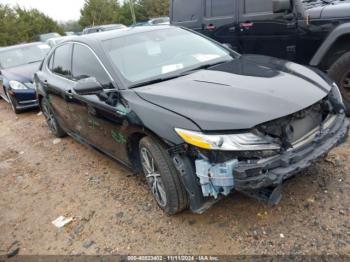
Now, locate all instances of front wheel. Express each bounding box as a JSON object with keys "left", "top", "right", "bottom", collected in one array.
[
  {"left": 41, "top": 97, "right": 66, "bottom": 138},
  {"left": 139, "top": 136, "right": 188, "bottom": 215},
  {"left": 328, "top": 51, "right": 350, "bottom": 115}
]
